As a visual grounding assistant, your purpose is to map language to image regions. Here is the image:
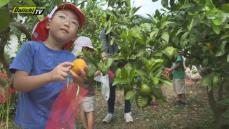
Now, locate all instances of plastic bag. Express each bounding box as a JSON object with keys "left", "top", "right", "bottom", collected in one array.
[{"left": 94, "top": 74, "right": 110, "bottom": 101}]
